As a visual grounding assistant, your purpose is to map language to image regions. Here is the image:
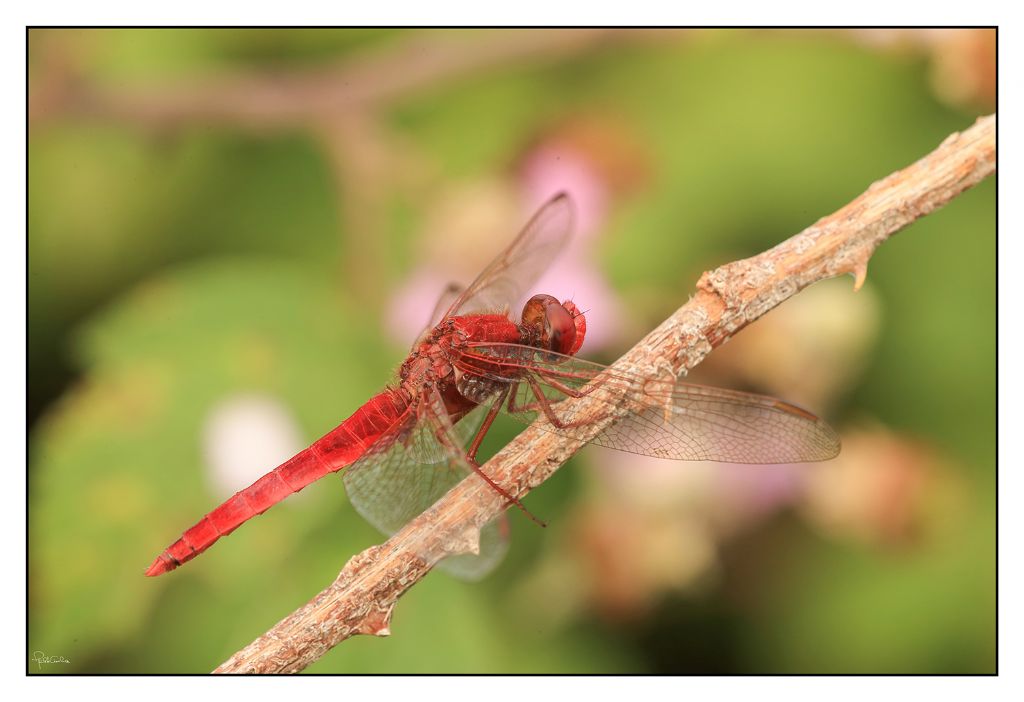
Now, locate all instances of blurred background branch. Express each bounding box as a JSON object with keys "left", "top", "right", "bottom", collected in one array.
[
  {"left": 30, "top": 29, "right": 635, "bottom": 128},
  {"left": 214, "top": 115, "right": 994, "bottom": 674}
]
